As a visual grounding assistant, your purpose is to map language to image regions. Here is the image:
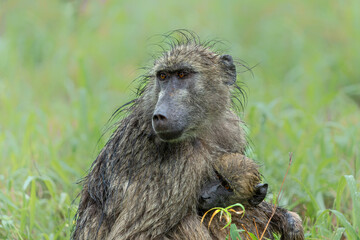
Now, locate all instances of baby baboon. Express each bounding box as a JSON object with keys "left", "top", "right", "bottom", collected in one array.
[
  {"left": 71, "top": 30, "right": 299, "bottom": 240},
  {"left": 199, "top": 153, "right": 268, "bottom": 211},
  {"left": 199, "top": 153, "right": 304, "bottom": 240}
]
